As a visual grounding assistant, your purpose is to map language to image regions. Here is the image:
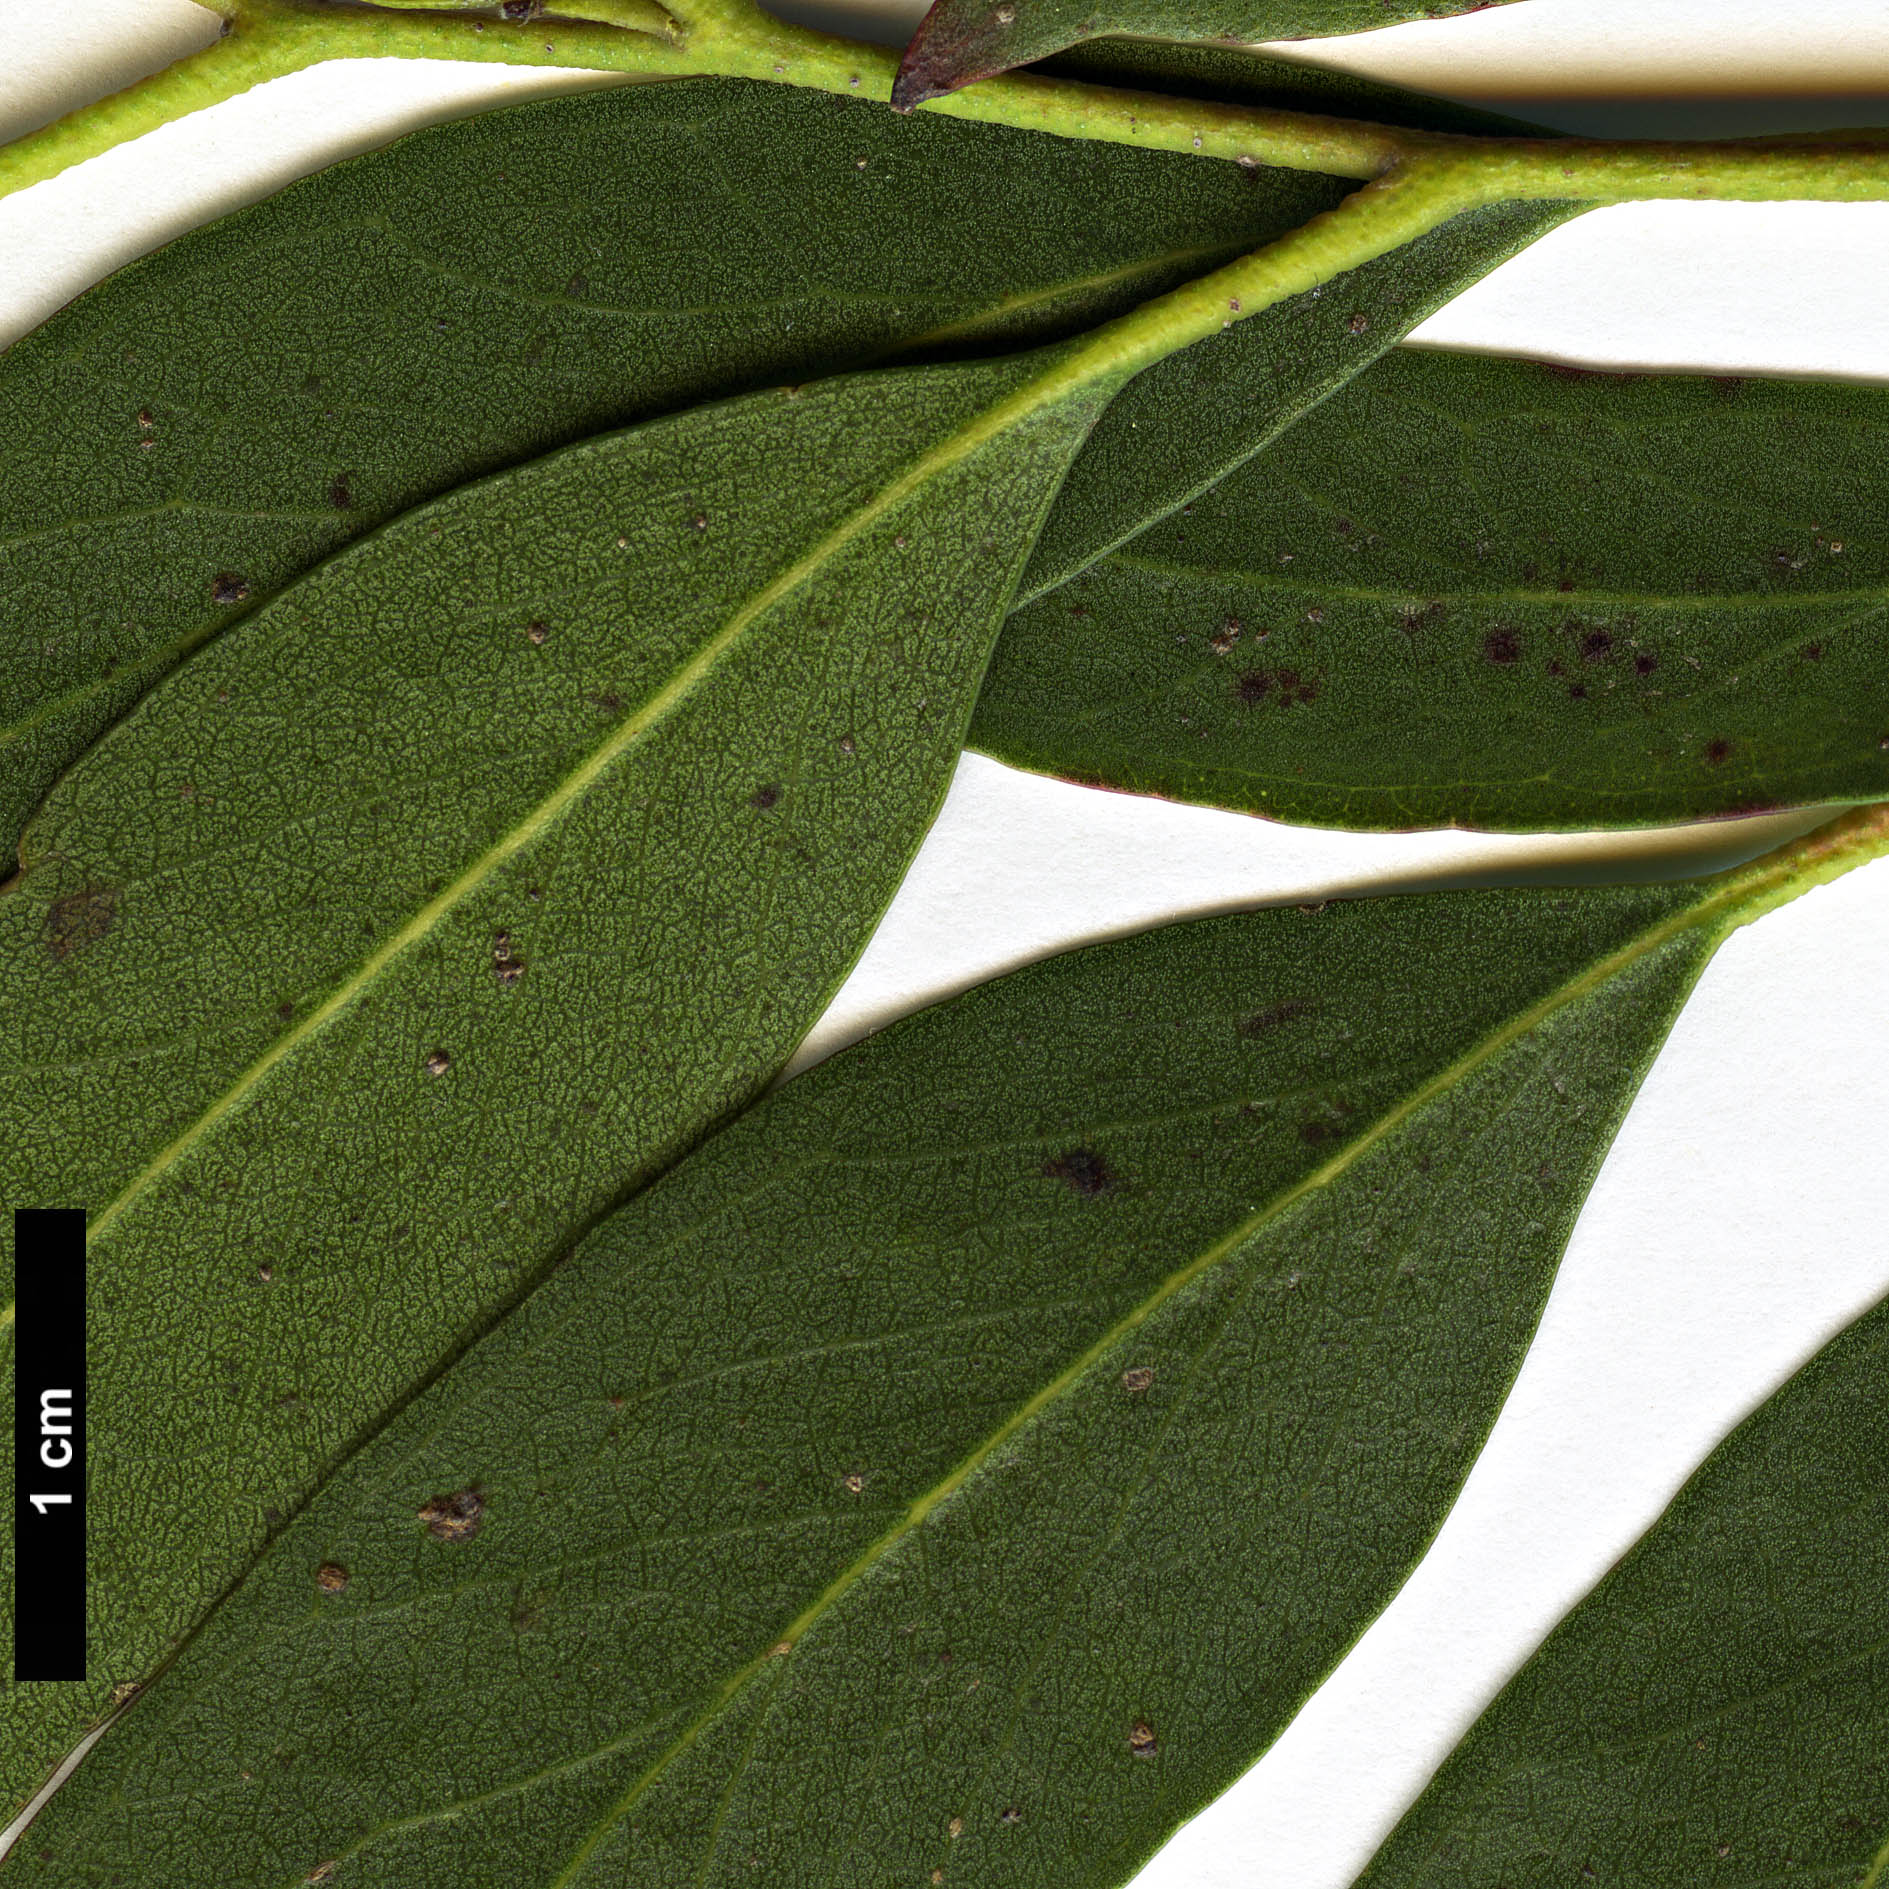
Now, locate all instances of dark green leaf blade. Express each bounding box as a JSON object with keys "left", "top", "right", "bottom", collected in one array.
[
  {"left": 20, "top": 814, "right": 1865, "bottom": 1887},
  {"left": 1356, "top": 1291, "right": 1889, "bottom": 1889},
  {"left": 978, "top": 347, "right": 1889, "bottom": 828},
  {"left": 0, "top": 75, "right": 1348, "bottom": 855},
  {"left": 893, "top": 0, "right": 1524, "bottom": 108},
  {"left": 0, "top": 346, "right": 1104, "bottom": 1821}
]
